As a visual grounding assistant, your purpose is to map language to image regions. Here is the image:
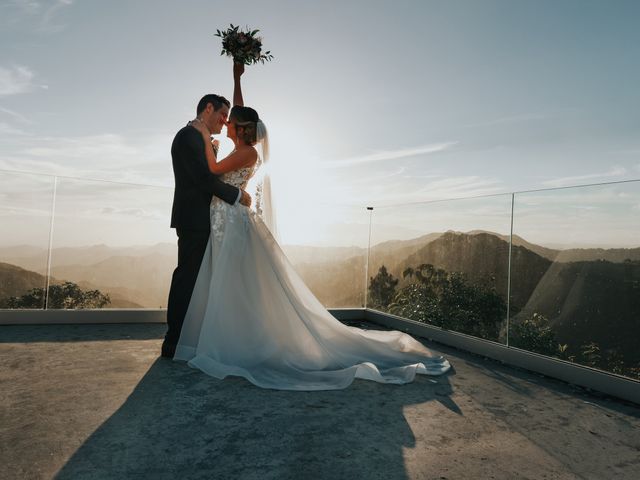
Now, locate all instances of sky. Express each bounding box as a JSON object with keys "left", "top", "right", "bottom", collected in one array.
[{"left": 1, "top": 0, "right": 639, "bottom": 248}]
